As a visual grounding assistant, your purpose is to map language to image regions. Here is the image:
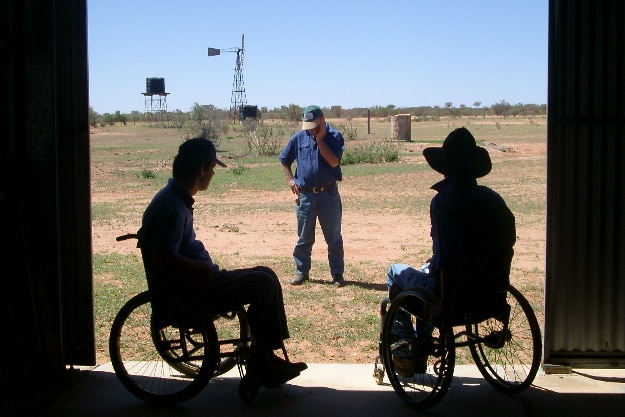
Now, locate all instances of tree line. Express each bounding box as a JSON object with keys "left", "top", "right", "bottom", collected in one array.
[{"left": 90, "top": 100, "right": 546, "bottom": 127}]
